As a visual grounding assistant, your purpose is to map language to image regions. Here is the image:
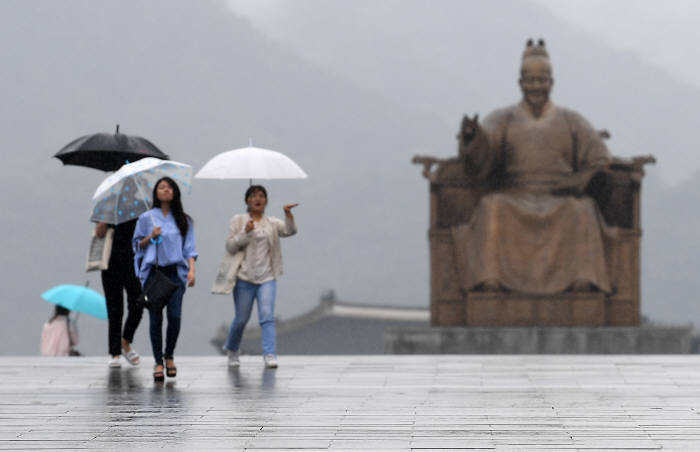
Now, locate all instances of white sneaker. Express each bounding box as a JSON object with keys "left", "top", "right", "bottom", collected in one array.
[
  {"left": 108, "top": 357, "right": 121, "bottom": 368},
  {"left": 264, "top": 354, "right": 278, "bottom": 368},
  {"left": 227, "top": 350, "right": 240, "bottom": 368}
]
